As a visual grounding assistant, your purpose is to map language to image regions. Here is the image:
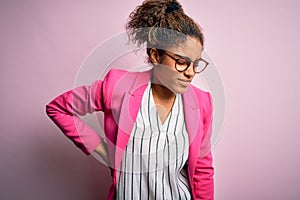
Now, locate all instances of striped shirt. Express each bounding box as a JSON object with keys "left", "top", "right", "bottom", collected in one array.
[{"left": 115, "top": 82, "right": 191, "bottom": 200}]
